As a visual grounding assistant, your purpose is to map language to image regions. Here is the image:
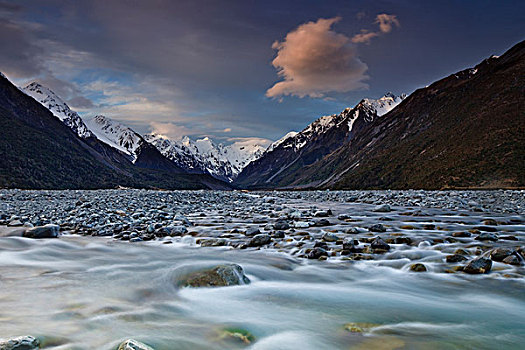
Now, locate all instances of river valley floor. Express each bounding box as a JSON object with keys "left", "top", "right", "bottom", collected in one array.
[{"left": 0, "top": 190, "right": 524, "bottom": 349}]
